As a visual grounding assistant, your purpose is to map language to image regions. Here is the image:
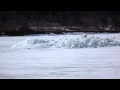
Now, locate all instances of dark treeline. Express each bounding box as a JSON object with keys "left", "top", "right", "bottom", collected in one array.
[{"left": 0, "top": 11, "right": 120, "bottom": 35}]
